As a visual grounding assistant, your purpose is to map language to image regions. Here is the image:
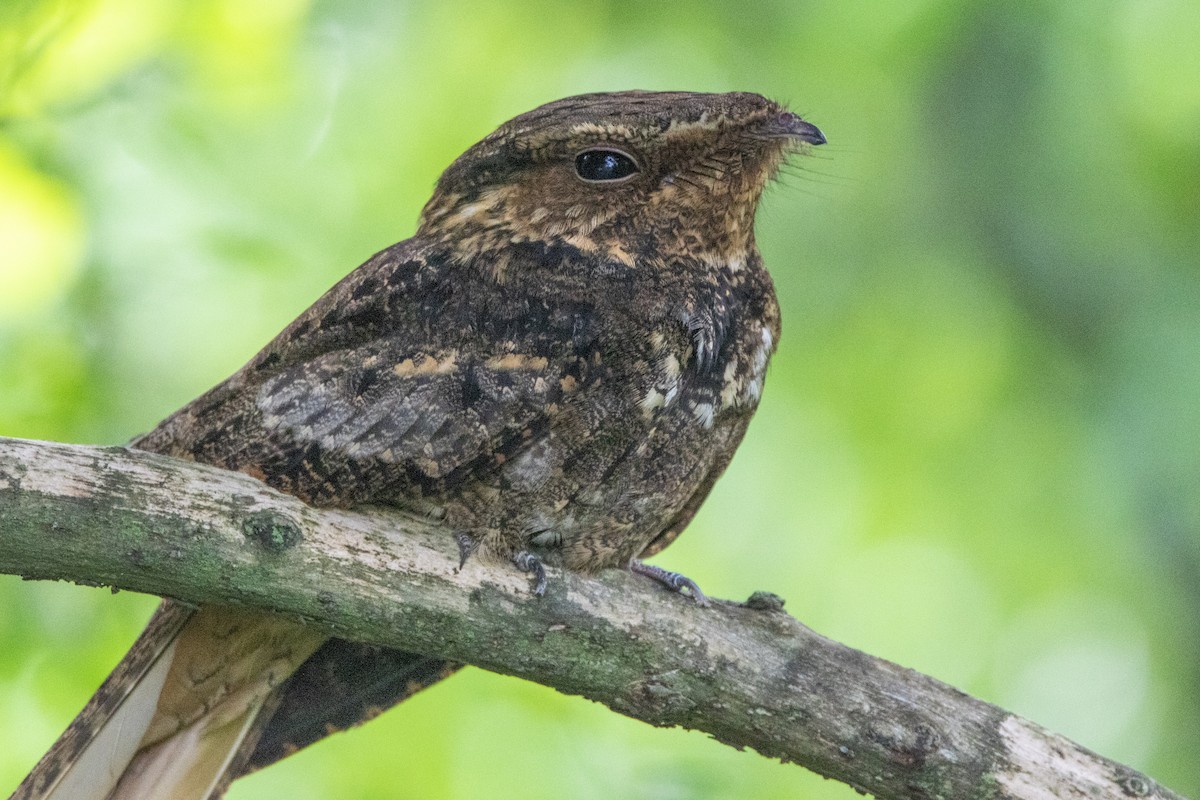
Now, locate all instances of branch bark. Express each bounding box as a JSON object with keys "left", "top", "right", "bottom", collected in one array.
[{"left": 0, "top": 436, "right": 1185, "bottom": 800}]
